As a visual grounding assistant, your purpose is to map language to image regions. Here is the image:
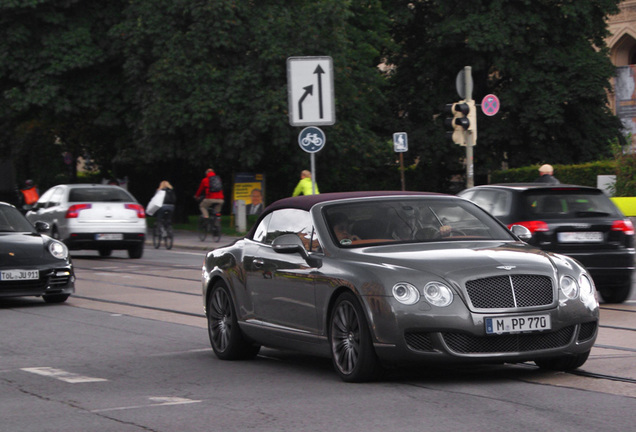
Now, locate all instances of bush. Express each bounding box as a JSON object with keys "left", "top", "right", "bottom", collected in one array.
[
  {"left": 490, "top": 161, "right": 616, "bottom": 188},
  {"left": 613, "top": 144, "right": 636, "bottom": 196}
]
